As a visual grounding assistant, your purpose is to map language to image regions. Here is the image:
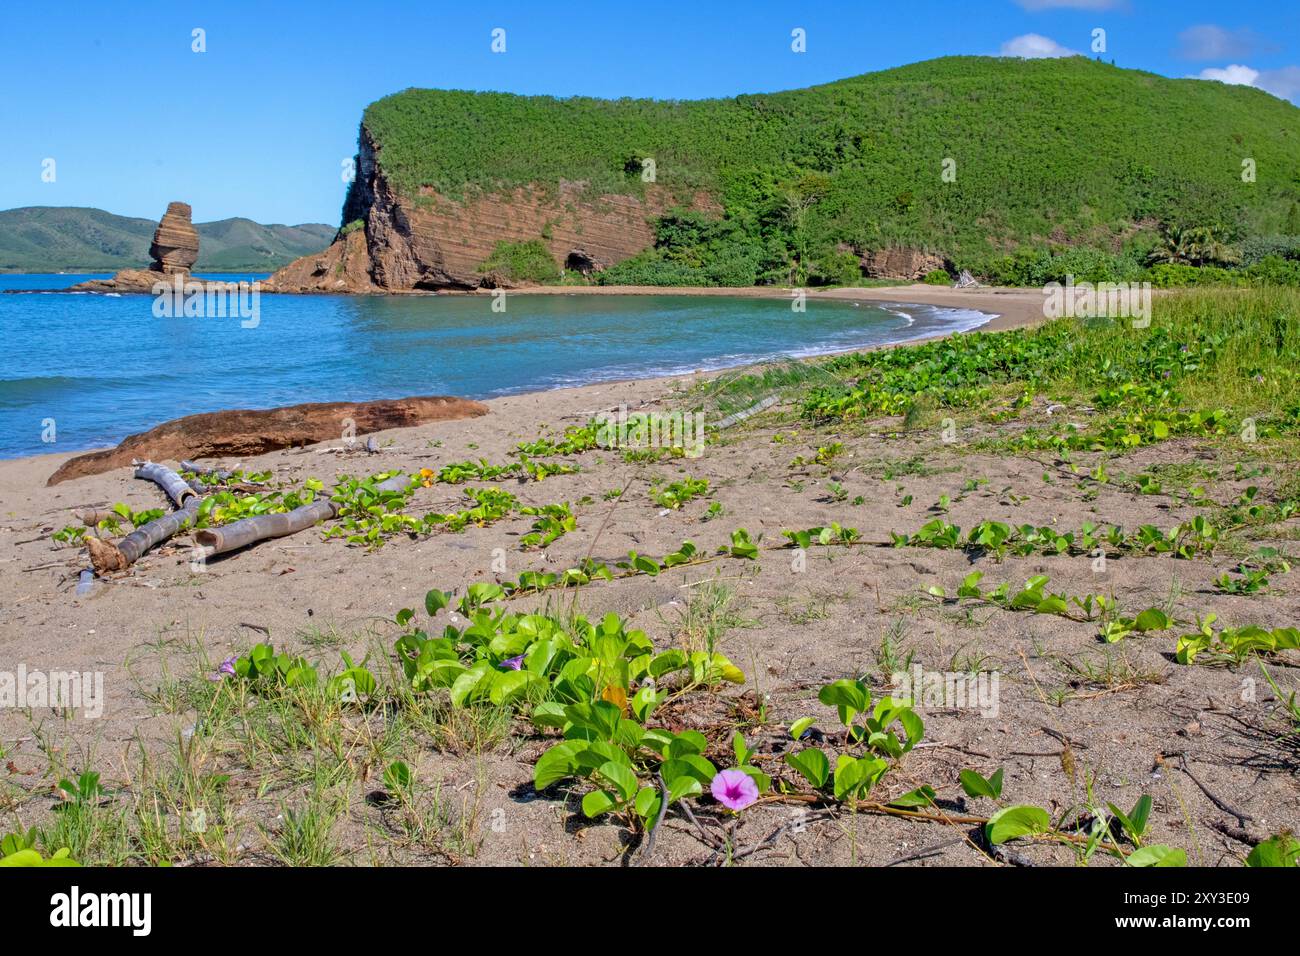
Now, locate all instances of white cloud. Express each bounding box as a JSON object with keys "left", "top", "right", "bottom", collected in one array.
[
  {"left": 1177, "top": 25, "right": 1265, "bottom": 61},
  {"left": 1000, "top": 34, "right": 1080, "bottom": 59},
  {"left": 1014, "top": 0, "right": 1126, "bottom": 10},
  {"left": 1198, "top": 64, "right": 1261, "bottom": 86},
  {"left": 1196, "top": 64, "right": 1300, "bottom": 102}
]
